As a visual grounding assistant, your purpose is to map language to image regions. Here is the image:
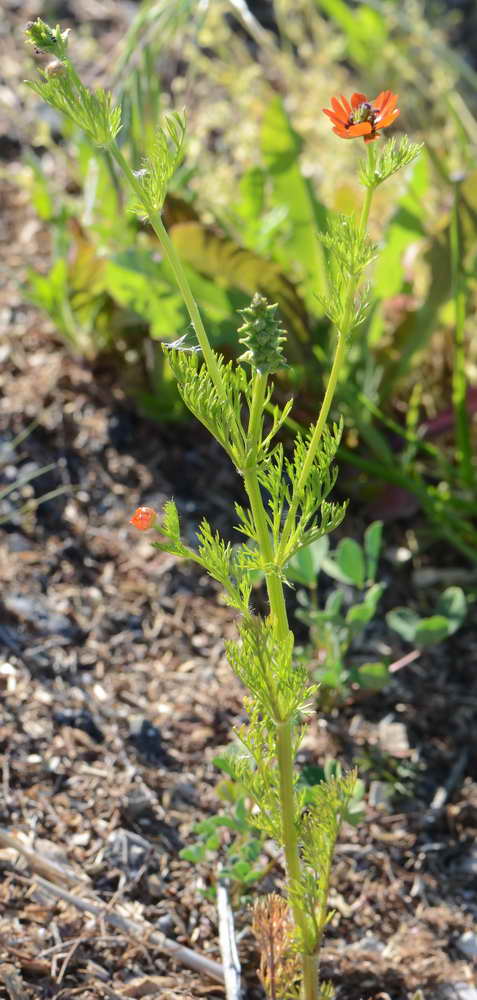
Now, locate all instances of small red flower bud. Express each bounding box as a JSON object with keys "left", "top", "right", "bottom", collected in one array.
[{"left": 130, "top": 506, "right": 157, "bottom": 531}]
